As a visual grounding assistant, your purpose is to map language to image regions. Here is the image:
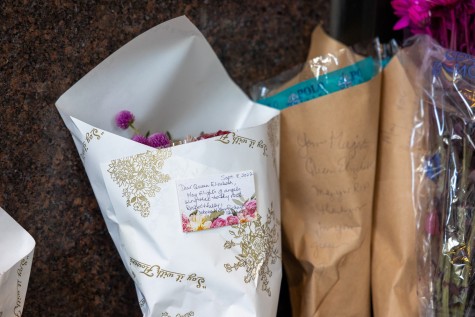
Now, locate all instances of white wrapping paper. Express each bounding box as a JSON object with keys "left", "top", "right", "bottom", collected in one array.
[
  {"left": 56, "top": 16, "right": 281, "bottom": 316},
  {"left": 0, "top": 207, "right": 35, "bottom": 317}
]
